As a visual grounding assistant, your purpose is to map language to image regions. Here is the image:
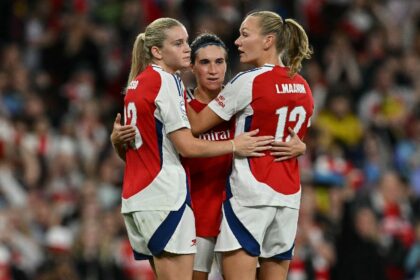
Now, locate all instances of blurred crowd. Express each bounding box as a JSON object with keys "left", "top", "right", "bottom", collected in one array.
[{"left": 0, "top": 0, "right": 420, "bottom": 279}]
